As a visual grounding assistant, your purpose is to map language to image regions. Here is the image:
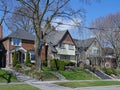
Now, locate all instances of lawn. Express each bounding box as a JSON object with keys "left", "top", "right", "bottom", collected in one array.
[
  {"left": 24, "top": 66, "right": 58, "bottom": 81},
  {"left": 55, "top": 80, "right": 120, "bottom": 88},
  {"left": 59, "top": 68, "right": 99, "bottom": 80},
  {"left": 0, "top": 69, "right": 18, "bottom": 82},
  {"left": 0, "top": 84, "right": 39, "bottom": 90}
]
